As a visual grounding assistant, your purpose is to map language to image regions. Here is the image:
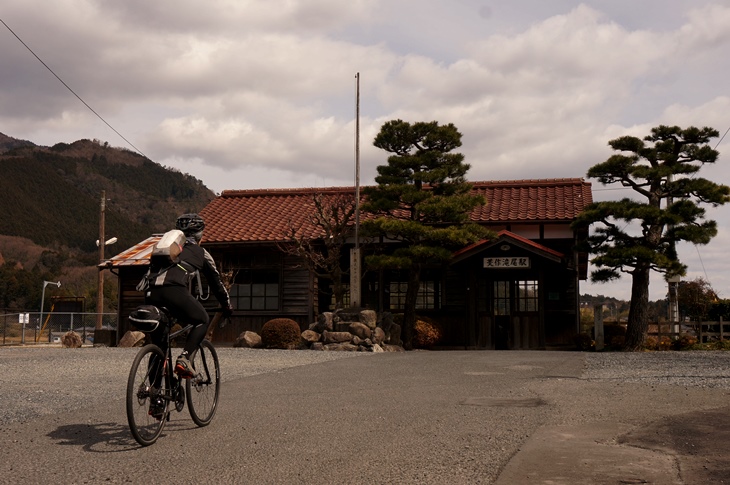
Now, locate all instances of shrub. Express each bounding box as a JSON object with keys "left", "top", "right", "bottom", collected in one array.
[
  {"left": 413, "top": 316, "right": 443, "bottom": 349},
  {"left": 261, "top": 318, "right": 302, "bottom": 349},
  {"left": 643, "top": 336, "right": 658, "bottom": 351},
  {"left": 657, "top": 336, "right": 673, "bottom": 351},
  {"left": 673, "top": 333, "right": 698, "bottom": 350}
]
